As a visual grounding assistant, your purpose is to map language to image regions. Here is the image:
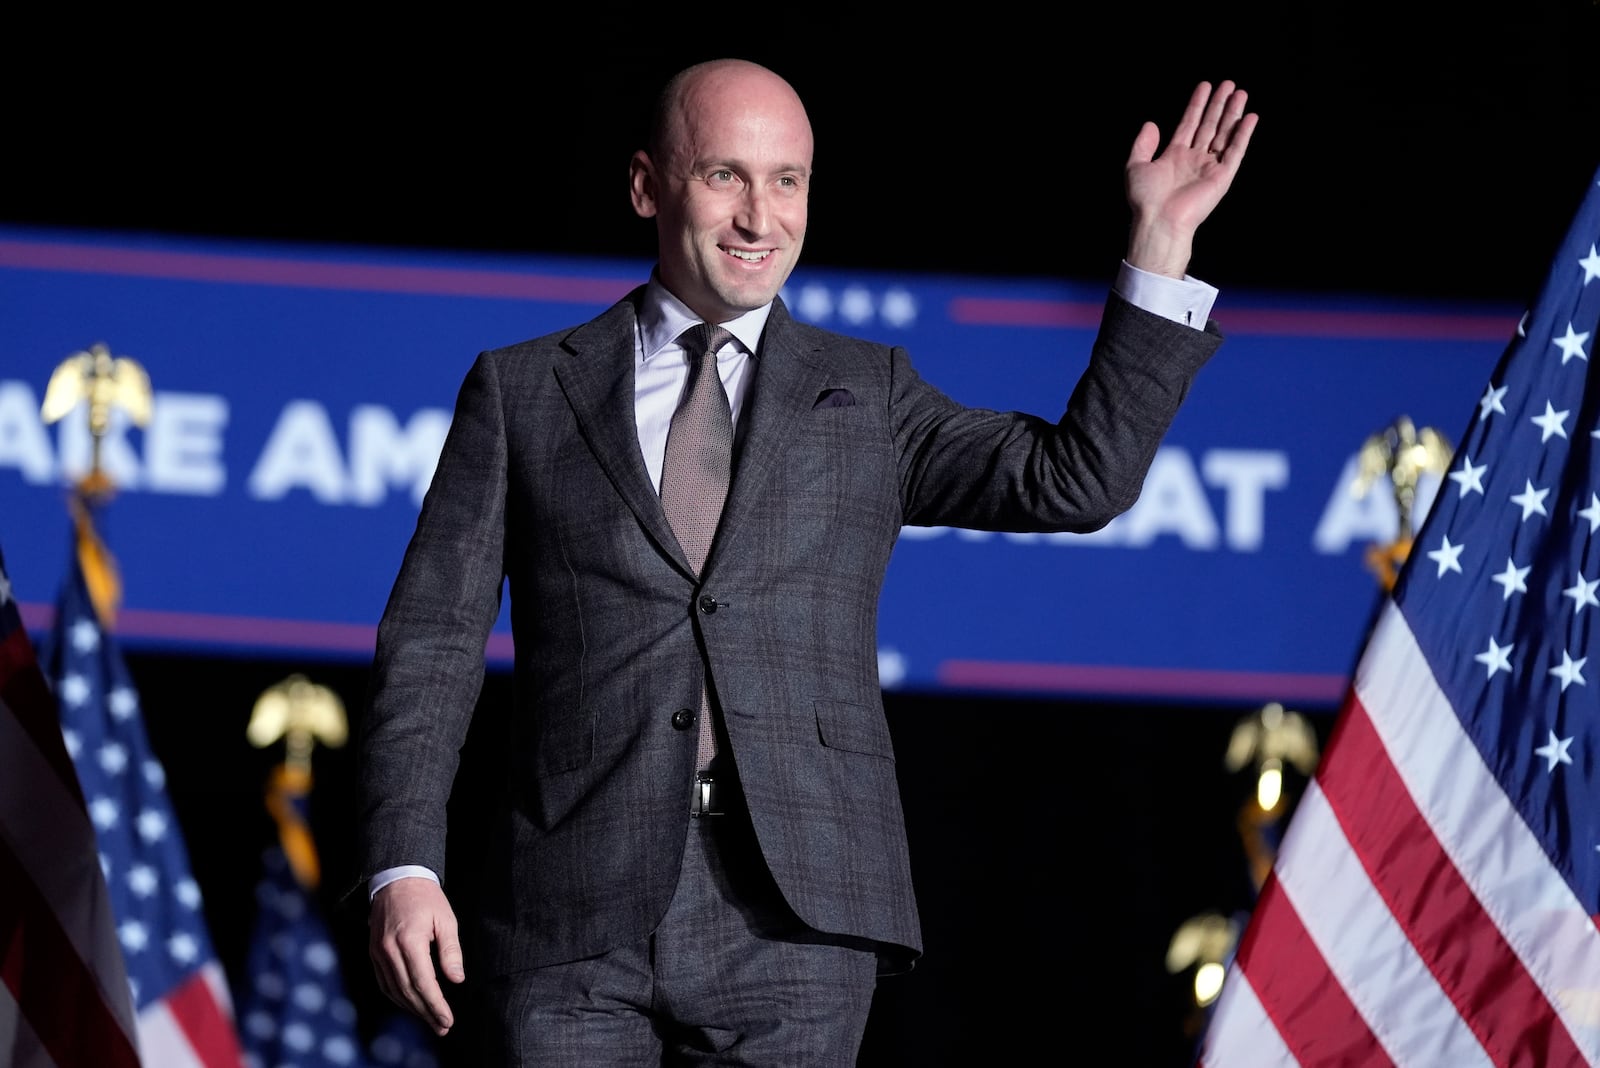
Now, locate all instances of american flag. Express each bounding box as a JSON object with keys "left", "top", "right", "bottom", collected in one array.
[
  {"left": 0, "top": 537, "right": 141, "bottom": 1067},
  {"left": 38, "top": 518, "right": 246, "bottom": 1067},
  {"left": 235, "top": 803, "right": 367, "bottom": 1068},
  {"left": 235, "top": 765, "right": 437, "bottom": 1068},
  {"left": 1199, "top": 166, "right": 1600, "bottom": 1065}
]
